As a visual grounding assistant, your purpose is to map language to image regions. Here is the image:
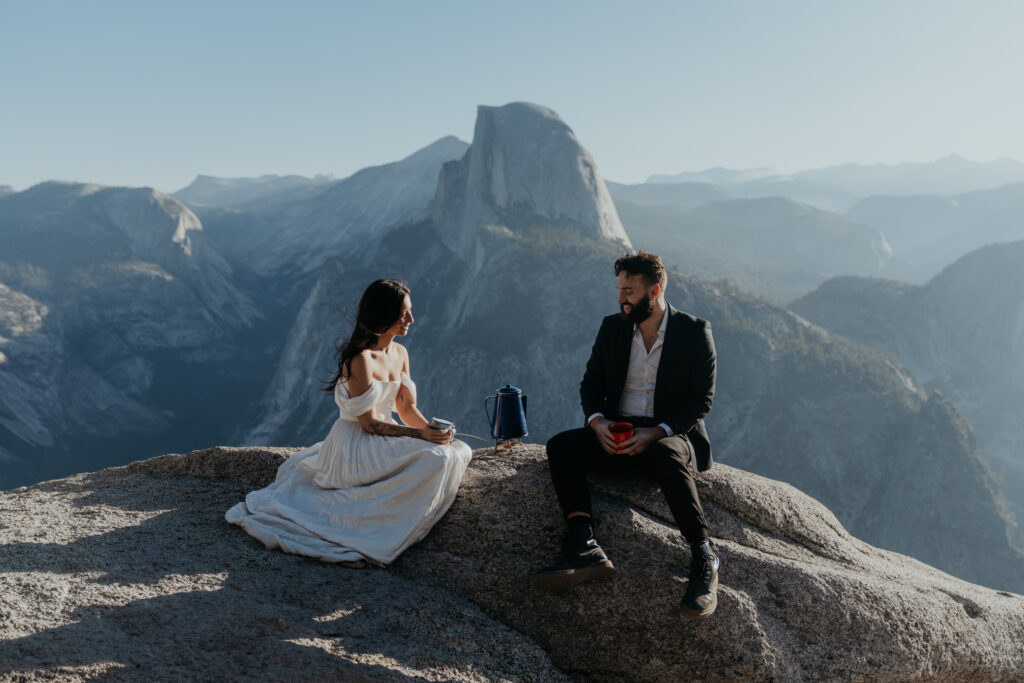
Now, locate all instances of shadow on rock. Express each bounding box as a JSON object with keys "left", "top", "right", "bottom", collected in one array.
[{"left": 0, "top": 449, "right": 564, "bottom": 681}]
